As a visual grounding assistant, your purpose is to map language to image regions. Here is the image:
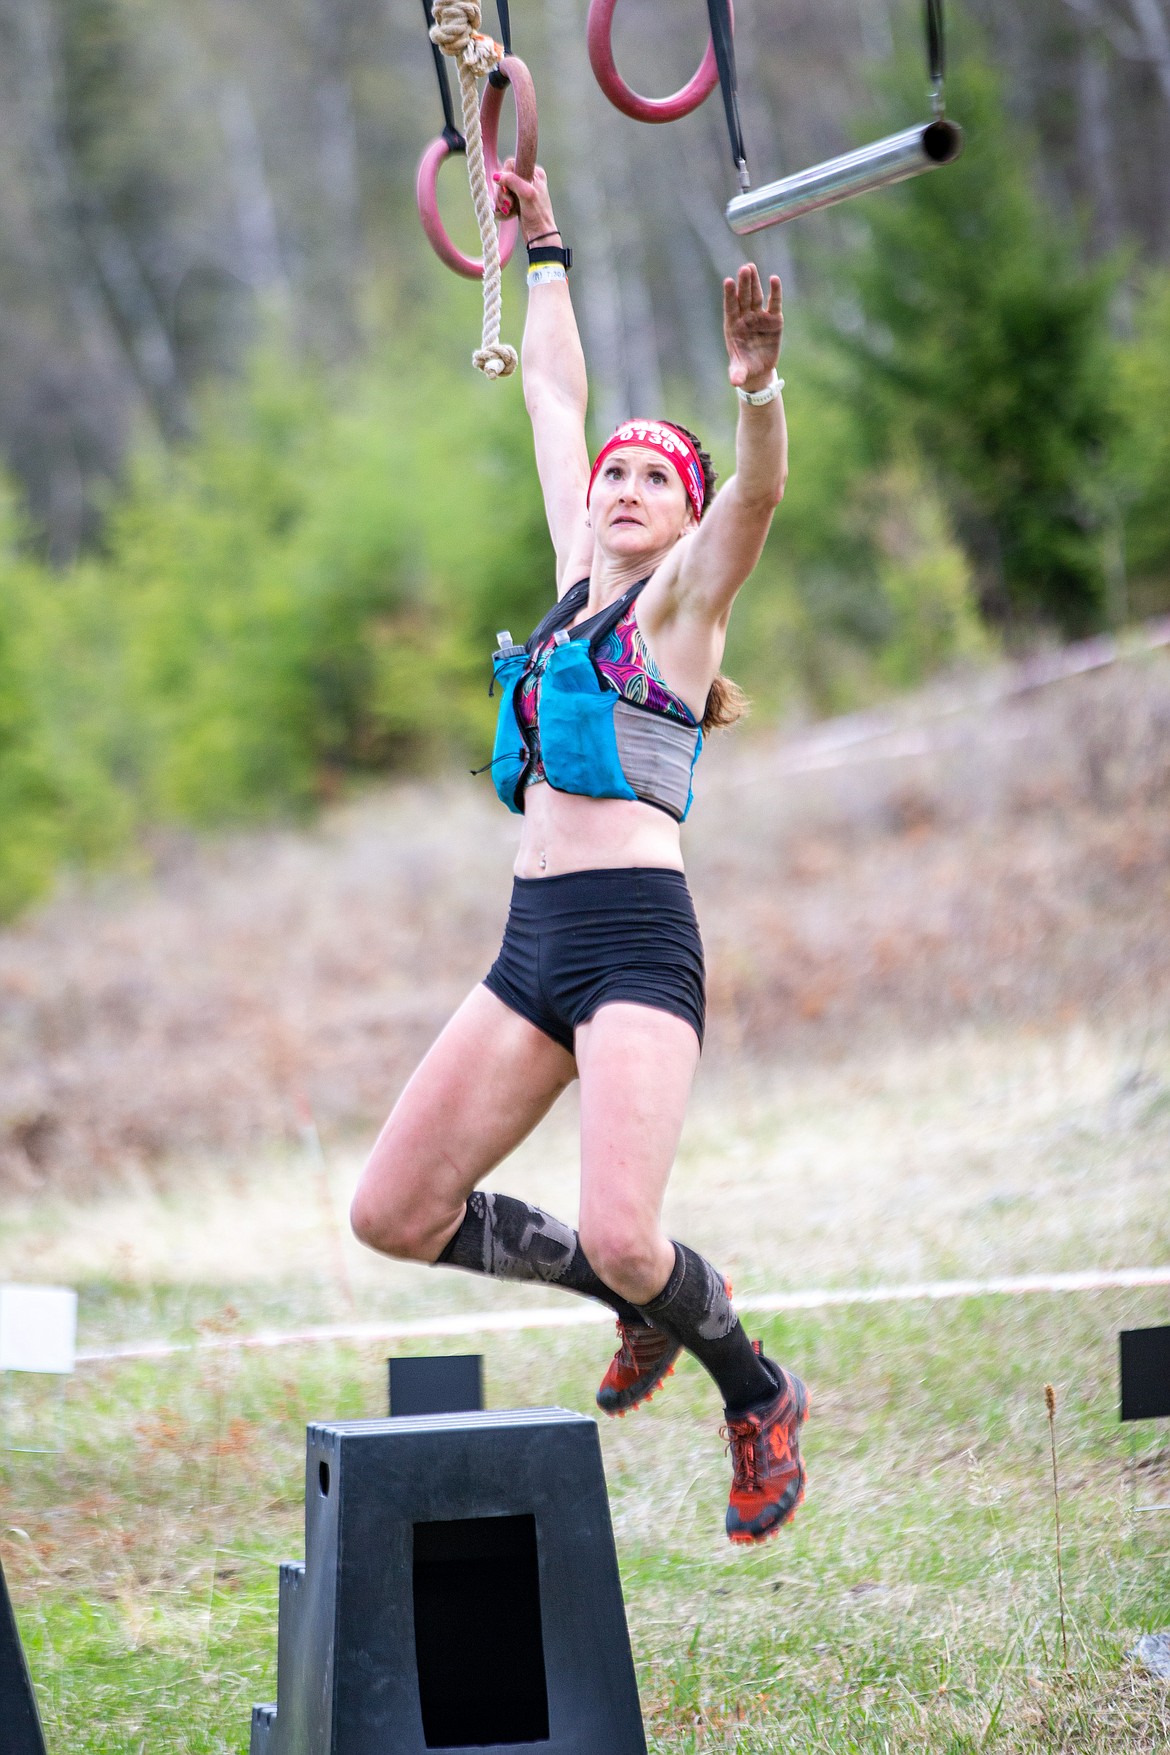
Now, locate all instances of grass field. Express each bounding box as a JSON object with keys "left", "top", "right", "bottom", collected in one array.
[
  {"left": 3, "top": 647, "right": 1169, "bottom": 1748},
  {"left": 3, "top": 1016, "right": 1169, "bottom": 1752}
]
